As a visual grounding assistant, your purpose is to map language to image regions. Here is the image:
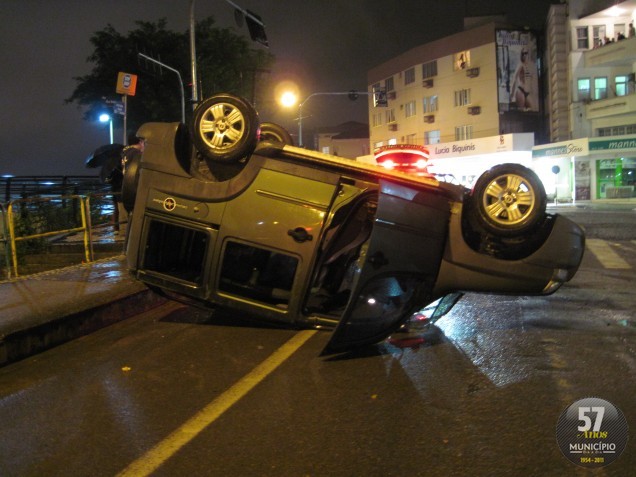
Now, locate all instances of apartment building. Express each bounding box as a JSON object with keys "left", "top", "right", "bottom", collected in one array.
[
  {"left": 539, "top": 0, "right": 636, "bottom": 199},
  {"left": 366, "top": 18, "right": 543, "bottom": 187},
  {"left": 367, "top": 1, "right": 636, "bottom": 200}
]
